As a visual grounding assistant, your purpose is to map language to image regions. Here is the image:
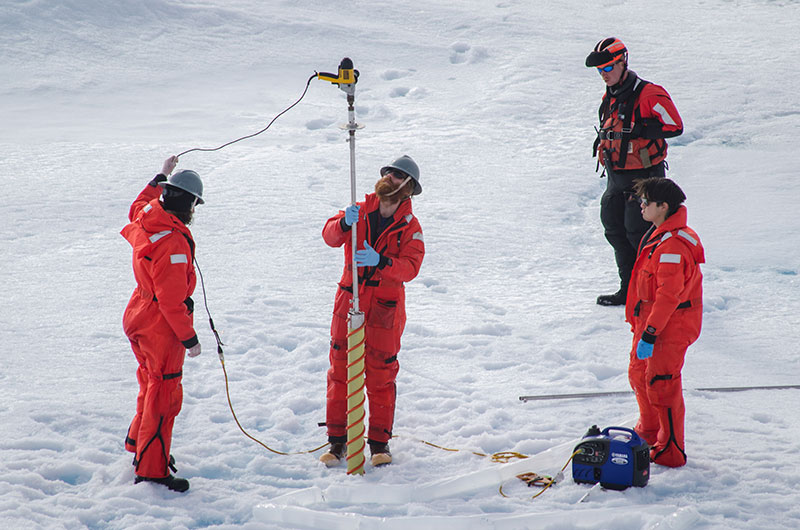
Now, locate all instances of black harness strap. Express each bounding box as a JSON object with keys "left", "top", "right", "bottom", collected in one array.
[
  {"left": 616, "top": 78, "right": 649, "bottom": 168},
  {"left": 179, "top": 232, "right": 196, "bottom": 261},
  {"left": 593, "top": 97, "right": 611, "bottom": 159}
]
